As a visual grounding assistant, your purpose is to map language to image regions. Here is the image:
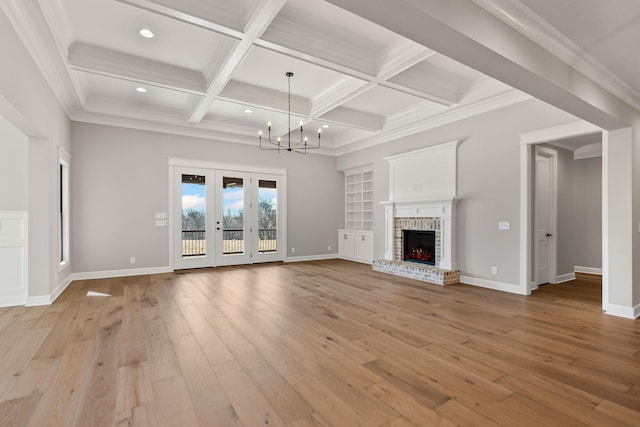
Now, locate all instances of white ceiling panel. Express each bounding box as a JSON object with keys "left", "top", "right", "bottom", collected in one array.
[
  {"left": 232, "top": 47, "right": 348, "bottom": 100},
  {"left": 8, "top": 0, "right": 530, "bottom": 154},
  {"left": 341, "top": 85, "right": 424, "bottom": 117},
  {"left": 62, "top": 0, "right": 230, "bottom": 71}
]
